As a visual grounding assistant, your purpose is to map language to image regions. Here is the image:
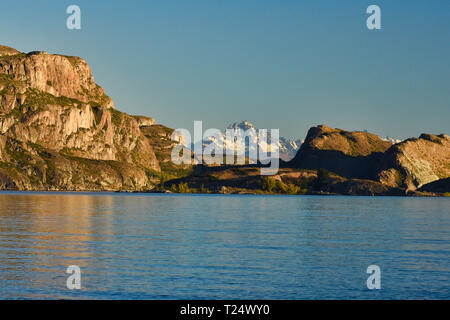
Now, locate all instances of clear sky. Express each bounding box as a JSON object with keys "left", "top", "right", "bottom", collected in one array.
[{"left": 1, "top": 0, "right": 449, "bottom": 140}]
